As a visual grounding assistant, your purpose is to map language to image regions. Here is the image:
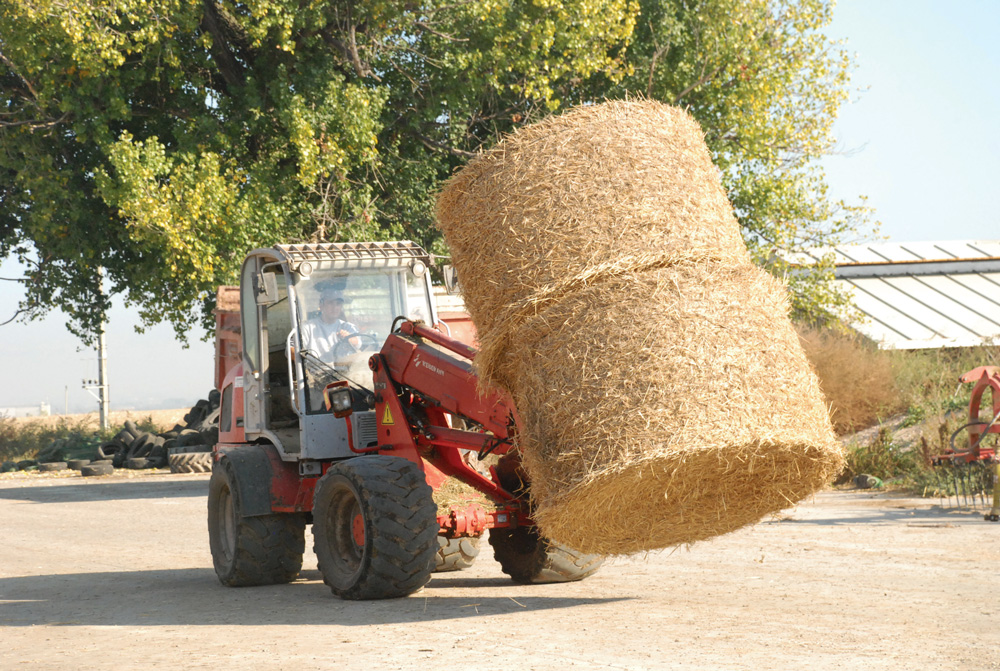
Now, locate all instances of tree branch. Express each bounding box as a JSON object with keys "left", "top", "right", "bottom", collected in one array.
[
  {"left": 410, "top": 131, "right": 477, "bottom": 159},
  {"left": 200, "top": 0, "right": 247, "bottom": 92},
  {"left": 0, "top": 112, "right": 70, "bottom": 130},
  {"left": 673, "top": 61, "right": 724, "bottom": 104},
  {"left": 321, "top": 16, "right": 381, "bottom": 82},
  {"left": 0, "top": 47, "right": 38, "bottom": 99},
  {"left": 413, "top": 21, "right": 468, "bottom": 42},
  {"left": 0, "top": 308, "right": 26, "bottom": 327}
]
